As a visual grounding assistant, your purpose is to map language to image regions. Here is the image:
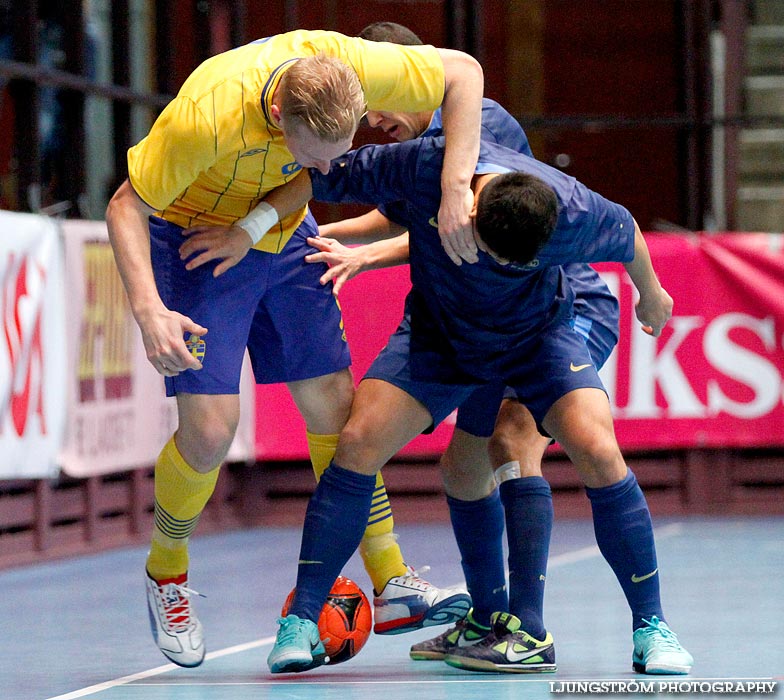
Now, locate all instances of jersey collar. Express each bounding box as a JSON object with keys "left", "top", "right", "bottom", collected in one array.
[{"left": 260, "top": 57, "right": 300, "bottom": 129}]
